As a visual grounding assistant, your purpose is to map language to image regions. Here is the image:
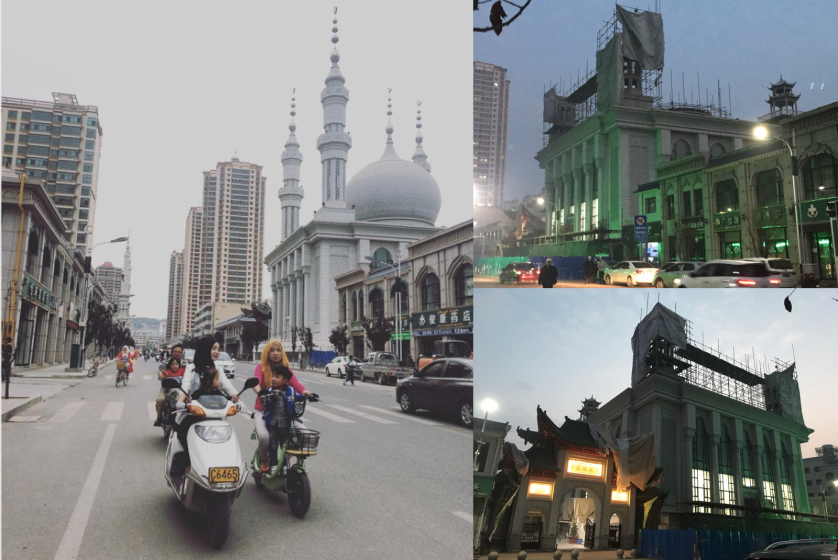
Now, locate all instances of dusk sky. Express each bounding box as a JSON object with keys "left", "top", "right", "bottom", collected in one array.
[
  {"left": 474, "top": 289, "right": 837, "bottom": 459},
  {"left": 3, "top": 0, "right": 472, "bottom": 319},
  {"left": 474, "top": 0, "right": 838, "bottom": 201}
]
